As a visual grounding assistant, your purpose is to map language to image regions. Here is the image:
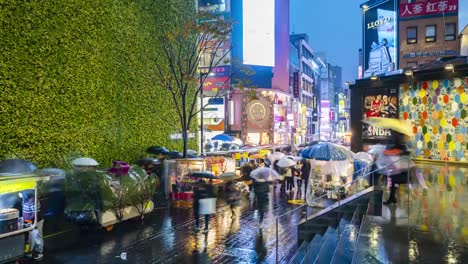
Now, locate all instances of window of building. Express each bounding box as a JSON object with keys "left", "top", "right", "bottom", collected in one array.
[
  {"left": 425, "top": 25, "right": 436, "bottom": 42},
  {"left": 445, "top": 23, "right": 456, "bottom": 41},
  {"left": 407, "top": 61, "right": 417, "bottom": 68},
  {"left": 407, "top": 27, "right": 417, "bottom": 44}
]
